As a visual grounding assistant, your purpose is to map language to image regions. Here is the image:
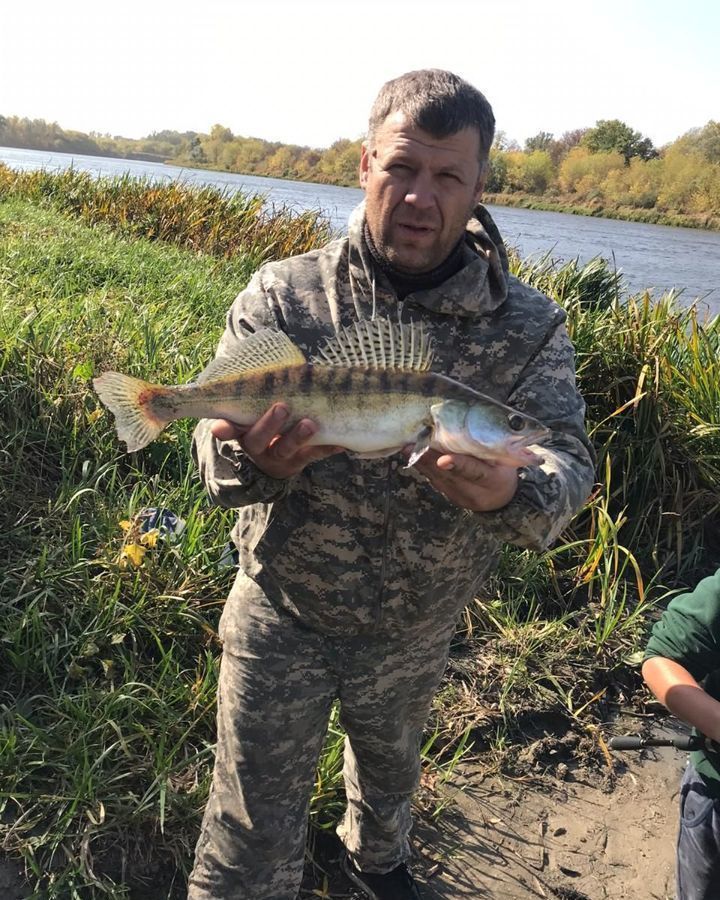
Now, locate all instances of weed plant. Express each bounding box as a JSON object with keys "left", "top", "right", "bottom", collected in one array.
[{"left": 1, "top": 175, "right": 719, "bottom": 896}]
